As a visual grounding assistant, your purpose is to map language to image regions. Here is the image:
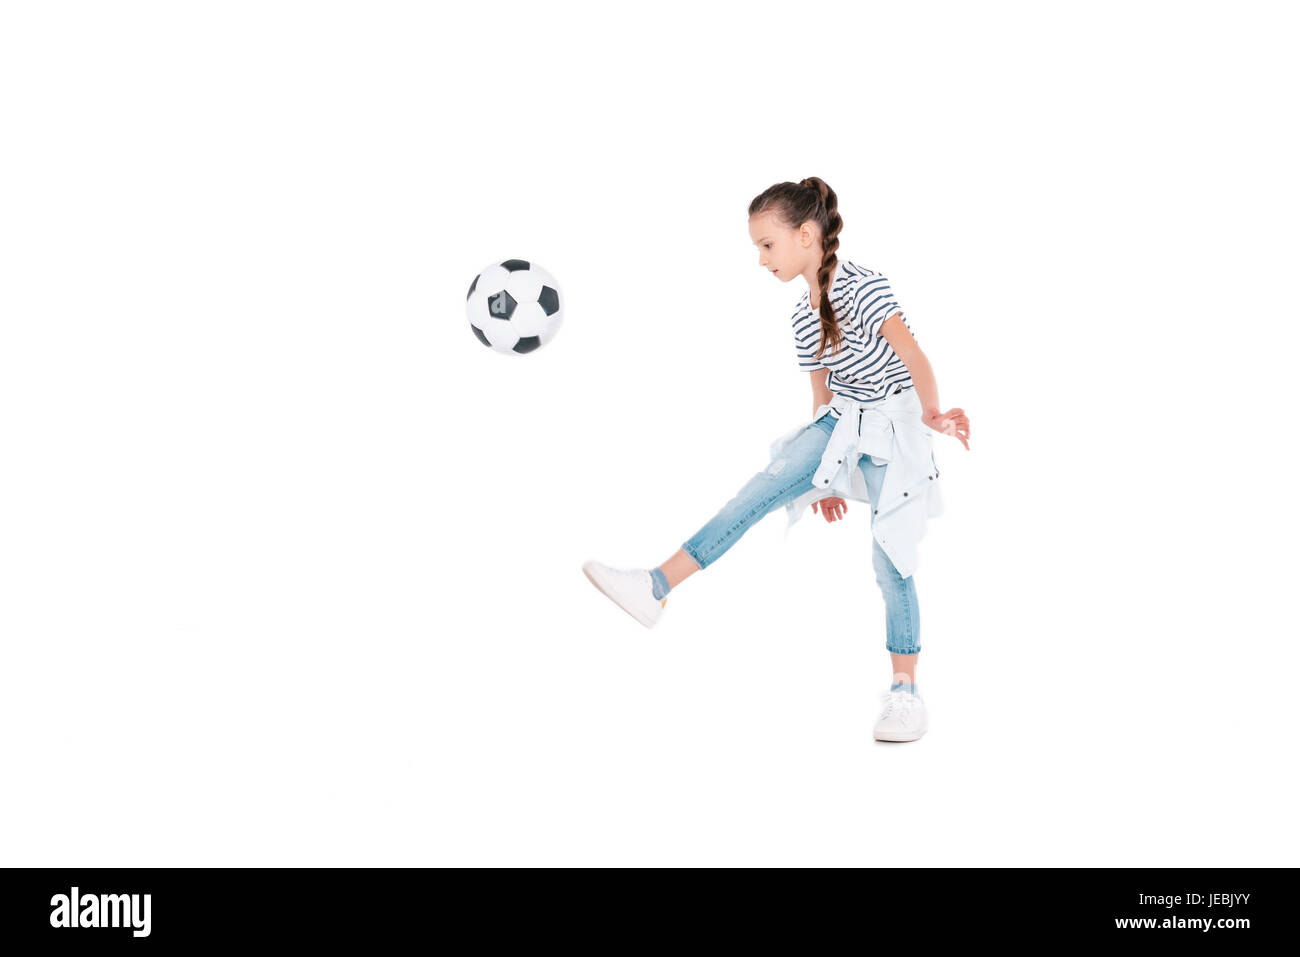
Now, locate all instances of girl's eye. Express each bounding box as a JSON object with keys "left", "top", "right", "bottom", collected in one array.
[{"left": 764, "top": 244, "right": 772, "bottom": 248}]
